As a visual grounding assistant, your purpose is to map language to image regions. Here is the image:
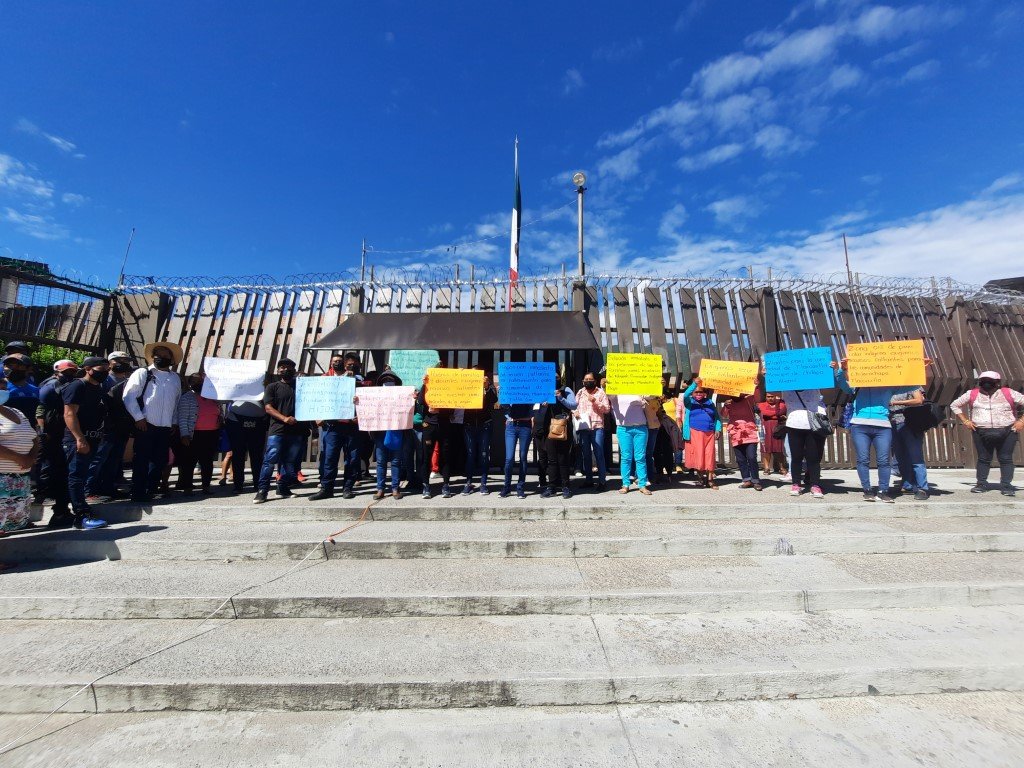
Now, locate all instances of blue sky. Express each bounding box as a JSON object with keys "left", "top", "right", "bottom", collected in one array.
[{"left": 1, "top": 1, "right": 1022, "bottom": 287}]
